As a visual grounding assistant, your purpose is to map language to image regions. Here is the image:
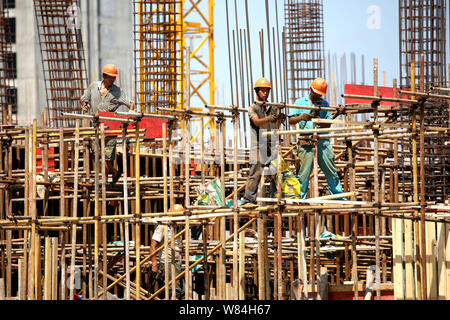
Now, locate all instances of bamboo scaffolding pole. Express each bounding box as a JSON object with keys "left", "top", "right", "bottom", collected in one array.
[
  {"left": 312, "top": 126, "right": 322, "bottom": 300},
  {"left": 373, "top": 59, "right": 381, "bottom": 300},
  {"left": 161, "top": 123, "right": 169, "bottom": 300},
  {"left": 30, "top": 120, "right": 37, "bottom": 300},
  {"left": 101, "top": 124, "right": 108, "bottom": 300},
  {"left": 93, "top": 119, "right": 100, "bottom": 299},
  {"left": 69, "top": 120, "right": 80, "bottom": 300},
  {"left": 219, "top": 115, "right": 226, "bottom": 299},
  {"left": 135, "top": 117, "right": 142, "bottom": 300},
  {"left": 232, "top": 109, "right": 239, "bottom": 299},
  {"left": 168, "top": 121, "right": 177, "bottom": 300},
  {"left": 122, "top": 122, "right": 131, "bottom": 300},
  {"left": 23, "top": 127, "right": 29, "bottom": 300},
  {"left": 419, "top": 55, "right": 428, "bottom": 300},
  {"left": 411, "top": 60, "right": 422, "bottom": 300},
  {"left": 184, "top": 119, "right": 192, "bottom": 299},
  {"left": 276, "top": 136, "right": 283, "bottom": 299},
  {"left": 254, "top": 101, "right": 336, "bottom": 112}
]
